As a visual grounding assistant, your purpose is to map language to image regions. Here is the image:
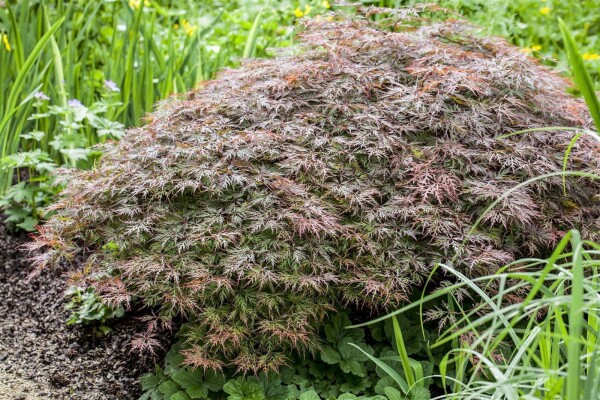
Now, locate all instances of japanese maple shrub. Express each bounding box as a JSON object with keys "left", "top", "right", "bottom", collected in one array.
[{"left": 31, "top": 8, "right": 600, "bottom": 372}]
